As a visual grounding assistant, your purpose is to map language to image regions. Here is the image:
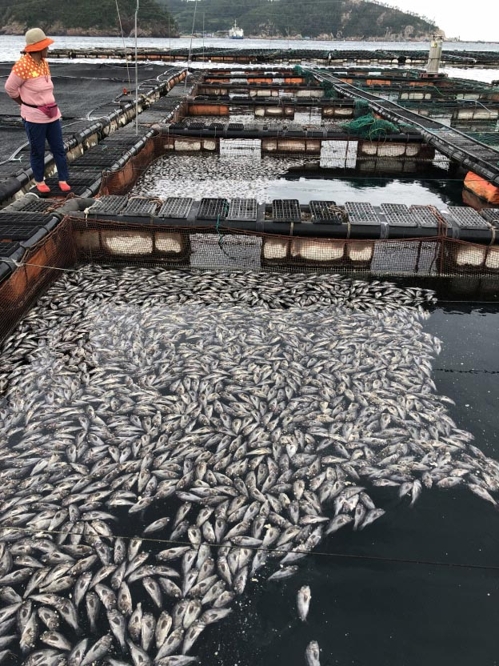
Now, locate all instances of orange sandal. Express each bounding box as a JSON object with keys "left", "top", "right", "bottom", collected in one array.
[
  {"left": 58, "top": 181, "right": 71, "bottom": 192},
  {"left": 36, "top": 182, "right": 50, "bottom": 194}
]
